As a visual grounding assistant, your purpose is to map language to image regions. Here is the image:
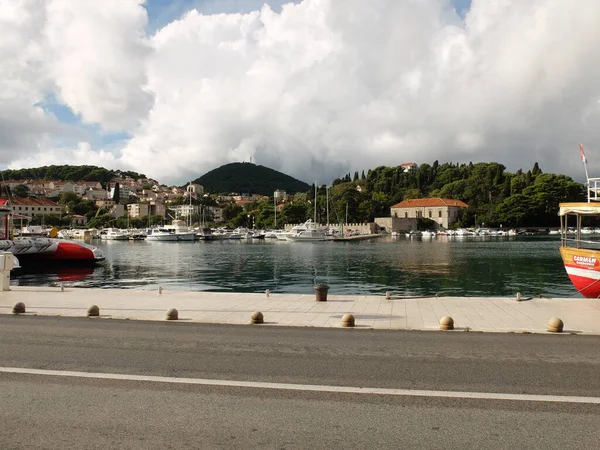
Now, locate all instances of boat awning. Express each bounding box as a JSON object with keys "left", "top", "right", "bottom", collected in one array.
[{"left": 559, "top": 202, "right": 600, "bottom": 216}]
